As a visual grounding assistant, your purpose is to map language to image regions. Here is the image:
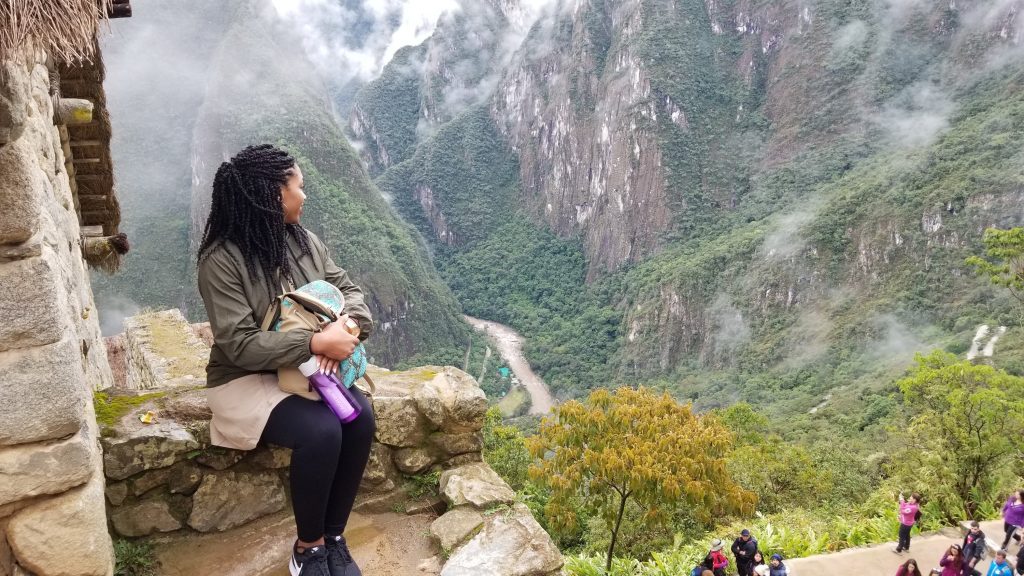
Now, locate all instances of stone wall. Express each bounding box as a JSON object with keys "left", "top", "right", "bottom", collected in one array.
[
  {"left": 103, "top": 309, "right": 563, "bottom": 576},
  {"left": 0, "top": 47, "right": 116, "bottom": 576}
]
